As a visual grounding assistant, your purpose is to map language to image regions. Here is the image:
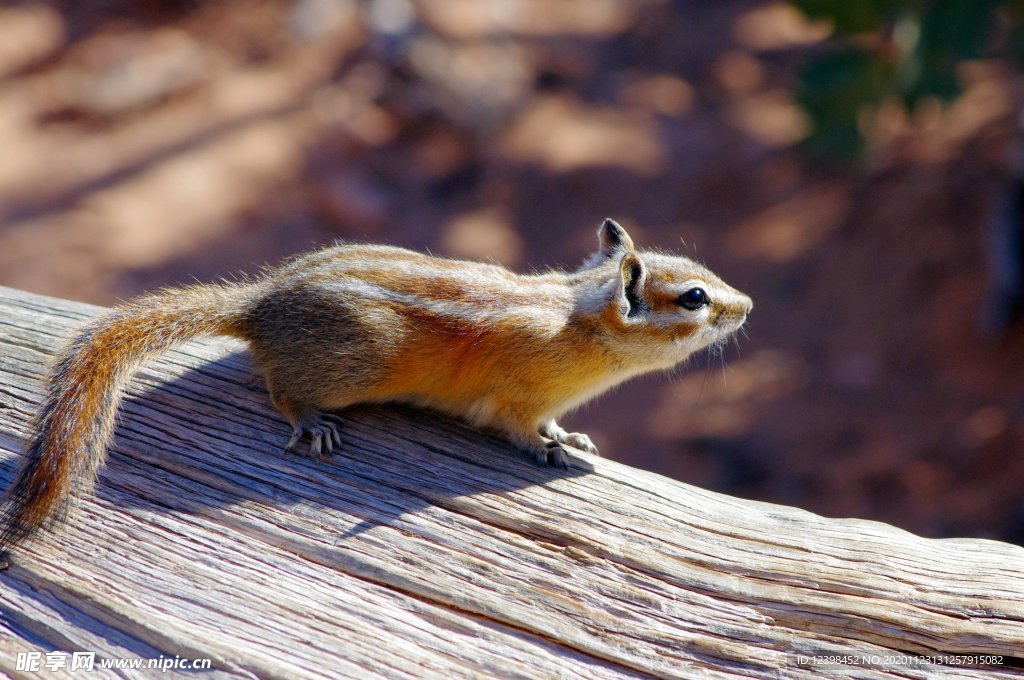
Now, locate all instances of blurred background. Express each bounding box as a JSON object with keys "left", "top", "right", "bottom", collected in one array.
[{"left": 1, "top": 0, "right": 1023, "bottom": 542}]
